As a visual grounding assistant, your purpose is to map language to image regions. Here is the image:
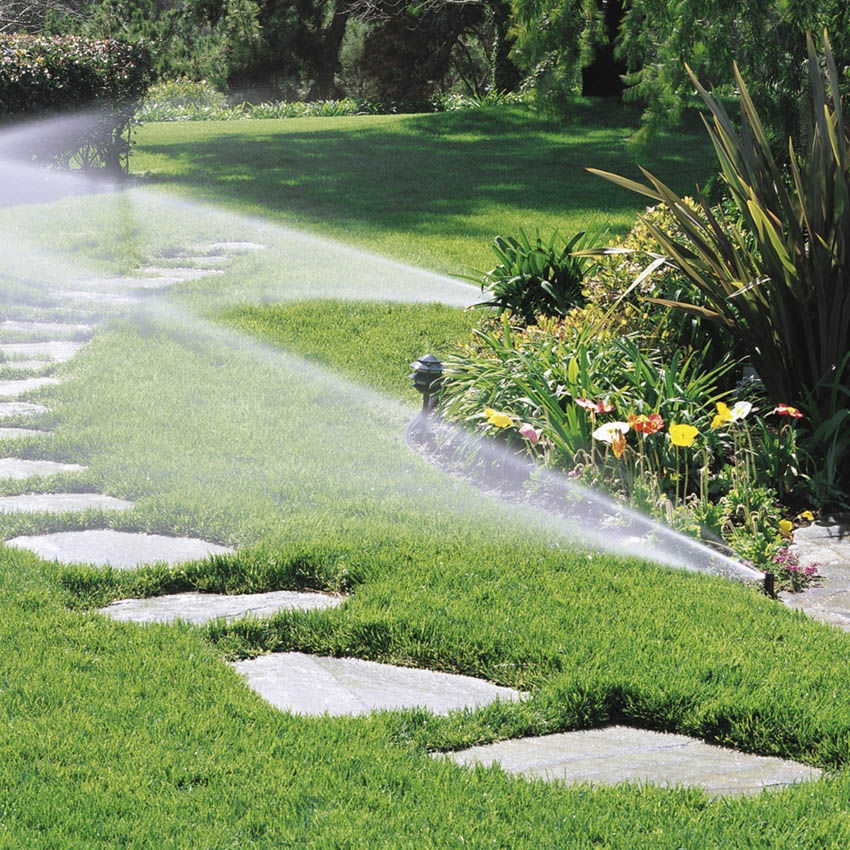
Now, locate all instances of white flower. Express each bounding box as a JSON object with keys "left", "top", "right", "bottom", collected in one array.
[
  {"left": 729, "top": 401, "right": 752, "bottom": 421},
  {"left": 592, "top": 421, "right": 630, "bottom": 443}
]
